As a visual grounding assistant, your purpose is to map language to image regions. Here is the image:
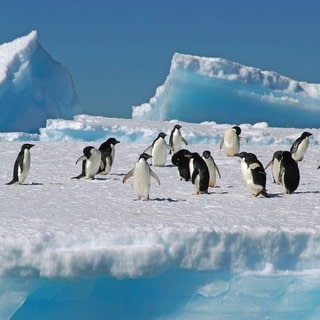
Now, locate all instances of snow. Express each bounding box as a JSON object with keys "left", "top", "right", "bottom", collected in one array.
[
  {"left": 1, "top": 117, "right": 320, "bottom": 319},
  {"left": 0, "top": 31, "right": 81, "bottom": 133},
  {"left": 1, "top": 32, "right": 320, "bottom": 319},
  {"left": 133, "top": 53, "right": 320, "bottom": 128}
]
